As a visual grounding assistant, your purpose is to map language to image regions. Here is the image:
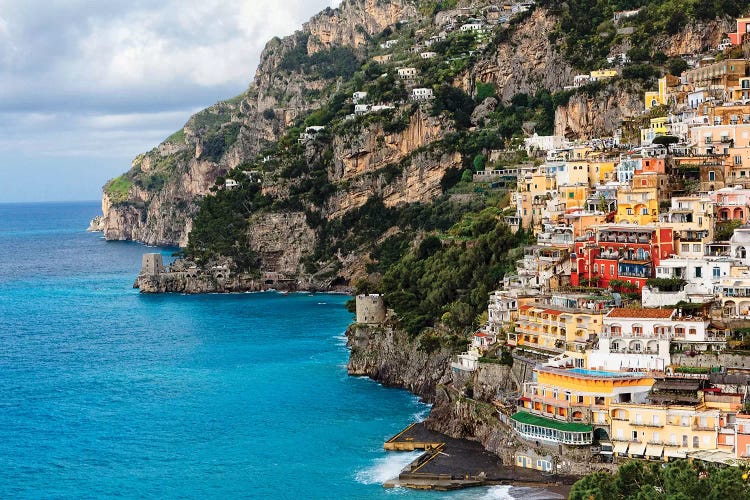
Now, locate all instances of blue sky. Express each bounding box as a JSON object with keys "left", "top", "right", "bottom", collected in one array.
[{"left": 0, "top": 0, "right": 337, "bottom": 202}]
